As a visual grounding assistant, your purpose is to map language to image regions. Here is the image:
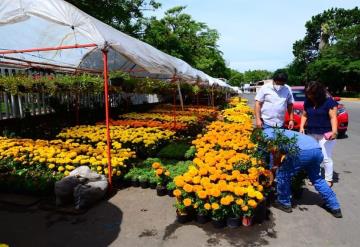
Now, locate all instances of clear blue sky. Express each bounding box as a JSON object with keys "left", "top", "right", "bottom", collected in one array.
[{"left": 149, "top": 0, "right": 360, "bottom": 72}]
